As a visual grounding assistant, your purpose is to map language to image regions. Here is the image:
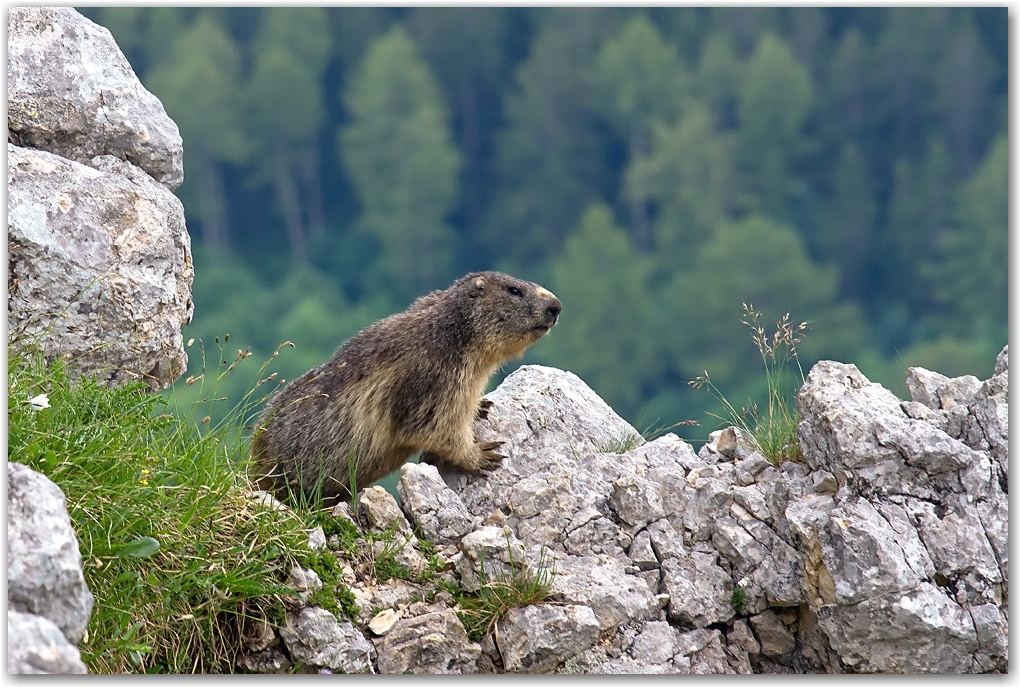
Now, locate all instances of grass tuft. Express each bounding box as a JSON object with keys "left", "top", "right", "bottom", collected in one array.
[
  {"left": 454, "top": 538, "right": 556, "bottom": 642},
  {"left": 690, "top": 303, "right": 807, "bottom": 465},
  {"left": 6, "top": 332, "right": 353, "bottom": 673}
]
